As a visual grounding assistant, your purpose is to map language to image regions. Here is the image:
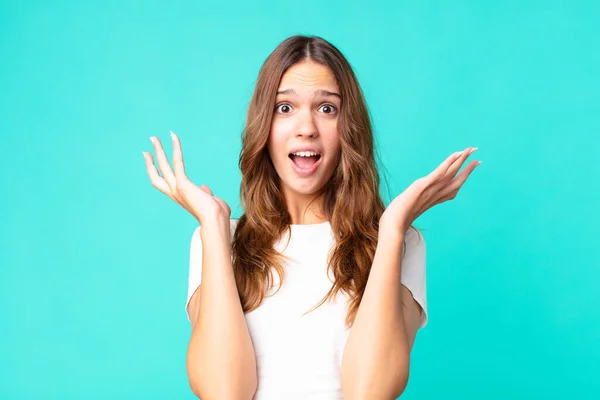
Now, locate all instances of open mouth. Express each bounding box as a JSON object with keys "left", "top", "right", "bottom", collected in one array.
[
  {"left": 288, "top": 151, "right": 323, "bottom": 176},
  {"left": 288, "top": 153, "right": 322, "bottom": 168}
]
